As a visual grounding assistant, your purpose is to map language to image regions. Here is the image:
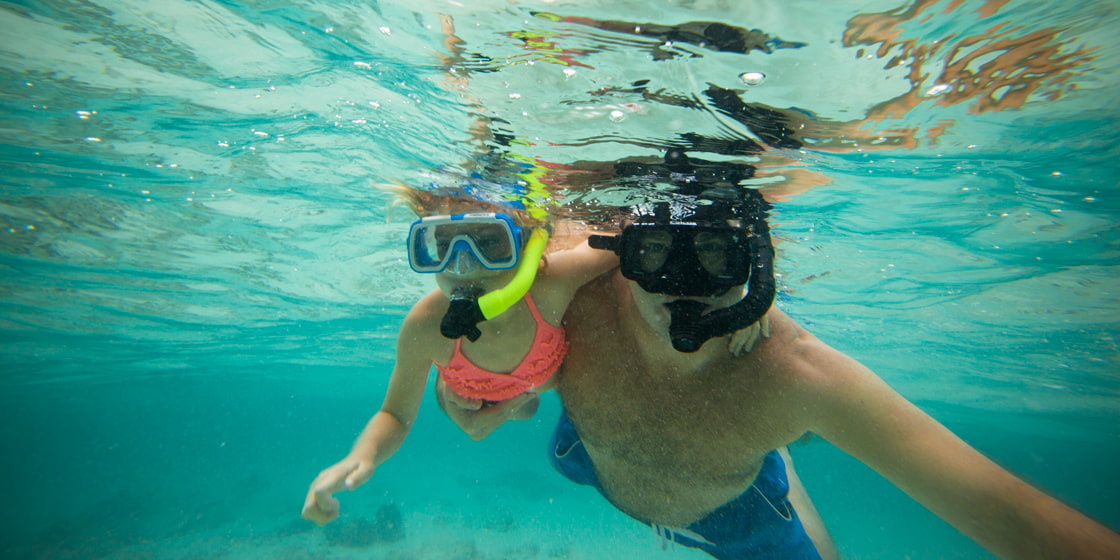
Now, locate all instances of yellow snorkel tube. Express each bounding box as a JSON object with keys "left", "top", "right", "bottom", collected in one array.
[{"left": 479, "top": 226, "right": 548, "bottom": 318}]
